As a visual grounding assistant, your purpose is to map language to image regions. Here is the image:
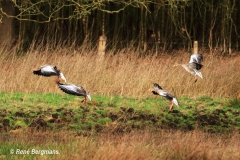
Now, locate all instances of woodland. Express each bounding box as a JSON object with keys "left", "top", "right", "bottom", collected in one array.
[{"left": 0, "top": 0, "right": 240, "bottom": 55}]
